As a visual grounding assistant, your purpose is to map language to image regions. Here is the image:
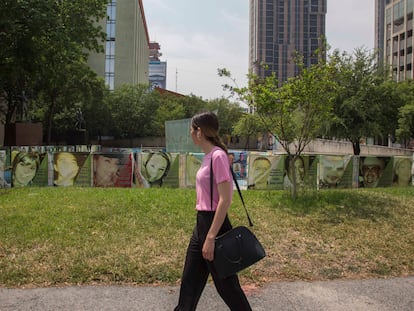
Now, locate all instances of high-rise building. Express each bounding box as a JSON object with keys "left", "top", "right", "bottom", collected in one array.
[
  {"left": 249, "top": 0, "right": 327, "bottom": 83},
  {"left": 88, "top": 0, "right": 150, "bottom": 90},
  {"left": 375, "top": 0, "right": 392, "bottom": 65},
  {"left": 382, "top": 0, "right": 413, "bottom": 81}
]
